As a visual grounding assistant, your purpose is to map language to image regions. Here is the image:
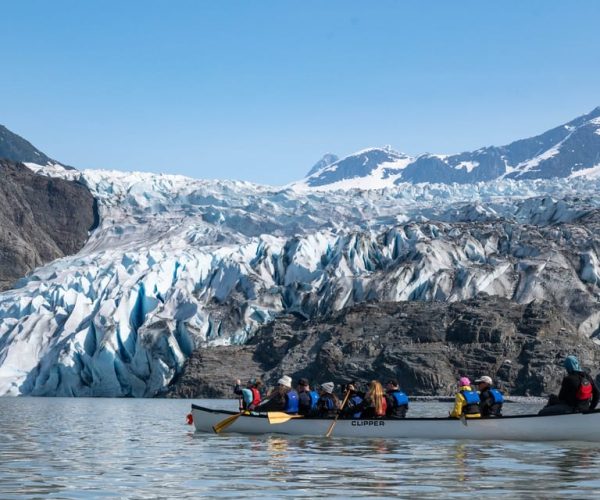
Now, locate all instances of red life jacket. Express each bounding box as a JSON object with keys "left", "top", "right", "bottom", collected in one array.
[
  {"left": 576, "top": 375, "right": 593, "bottom": 401},
  {"left": 250, "top": 387, "right": 261, "bottom": 407},
  {"left": 376, "top": 397, "right": 387, "bottom": 417}
]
